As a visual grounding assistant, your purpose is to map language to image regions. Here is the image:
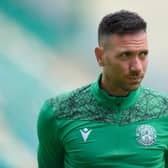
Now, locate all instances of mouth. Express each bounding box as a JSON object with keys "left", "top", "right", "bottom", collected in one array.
[{"left": 127, "top": 76, "right": 142, "bottom": 83}]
